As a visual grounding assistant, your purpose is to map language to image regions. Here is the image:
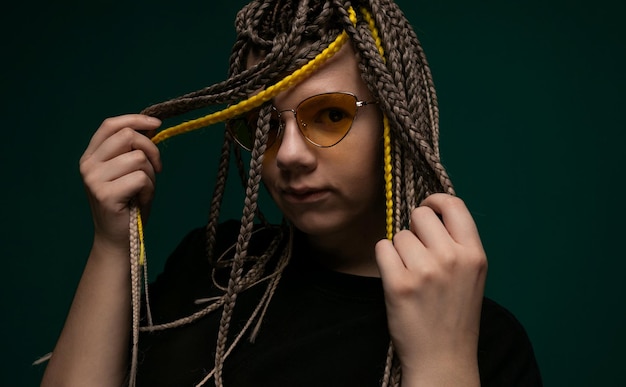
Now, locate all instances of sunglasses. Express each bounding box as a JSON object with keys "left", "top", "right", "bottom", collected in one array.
[{"left": 226, "top": 92, "right": 376, "bottom": 150}]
